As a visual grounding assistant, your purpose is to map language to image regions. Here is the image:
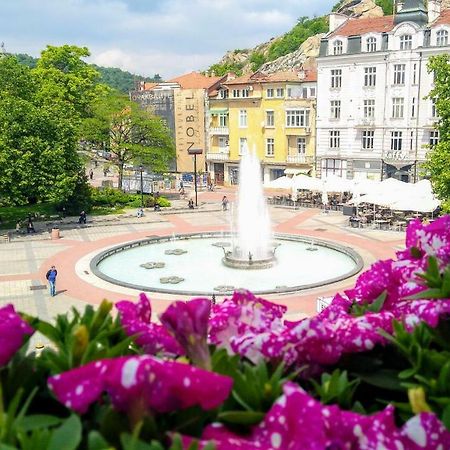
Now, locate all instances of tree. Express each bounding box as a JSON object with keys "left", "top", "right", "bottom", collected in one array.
[
  {"left": 81, "top": 92, "right": 175, "bottom": 189},
  {"left": 426, "top": 54, "right": 450, "bottom": 212},
  {"left": 0, "top": 46, "right": 104, "bottom": 206}
]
